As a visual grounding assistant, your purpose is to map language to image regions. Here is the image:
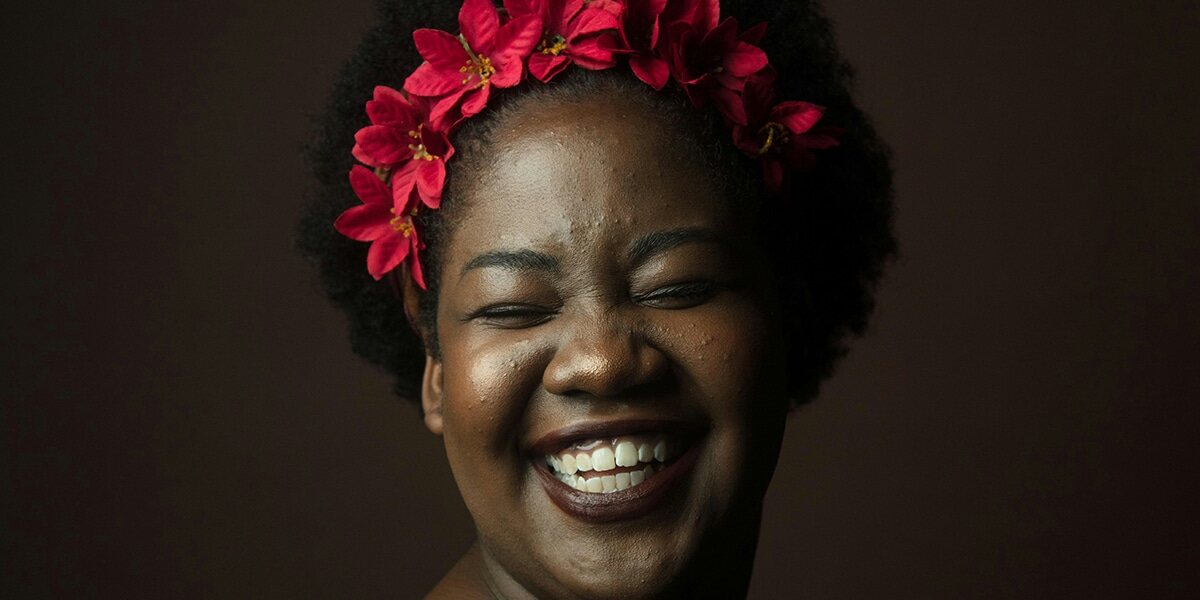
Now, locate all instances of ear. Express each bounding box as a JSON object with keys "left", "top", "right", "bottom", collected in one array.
[
  {"left": 421, "top": 355, "right": 445, "bottom": 436},
  {"left": 390, "top": 268, "right": 443, "bottom": 435}
]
